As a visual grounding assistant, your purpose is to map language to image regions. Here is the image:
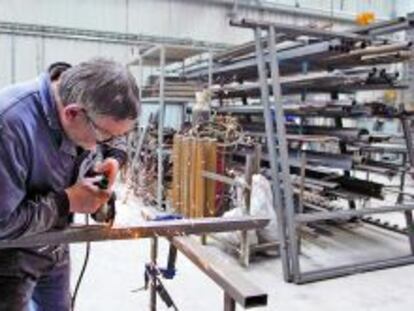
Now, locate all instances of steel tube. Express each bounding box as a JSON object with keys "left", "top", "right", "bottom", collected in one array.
[
  {"left": 224, "top": 293, "right": 236, "bottom": 311},
  {"left": 231, "top": 18, "right": 373, "bottom": 42},
  {"left": 157, "top": 46, "right": 166, "bottom": 209},
  {"left": 295, "top": 204, "right": 414, "bottom": 223},
  {"left": 353, "top": 16, "right": 407, "bottom": 34},
  {"left": 140, "top": 45, "right": 161, "bottom": 59},
  {"left": 268, "top": 25, "right": 300, "bottom": 282},
  {"left": 171, "top": 236, "right": 268, "bottom": 309},
  {"left": 186, "top": 39, "right": 342, "bottom": 80},
  {"left": 0, "top": 217, "right": 270, "bottom": 249},
  {"left": 298, "top": 255, "right": 414, "bottom": 284},
  {"left": 254, "top": 27, "right": 292, "bottom": 282},
  {"left": 240, "top": 123, "right": 366, "bottom": 142},
  {"left": 202, "top": 170, "right": 249, "bottom": 189},
  {"left": 150, "top": 237, "right": 158, "bottom": 311},
  {"left": 0, "top": 21, "right": 228, "bottom": 49}
]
